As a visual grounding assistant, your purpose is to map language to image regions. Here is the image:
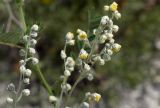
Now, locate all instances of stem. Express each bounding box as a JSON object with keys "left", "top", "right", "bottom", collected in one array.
[
  {"left": 56, "top": 43, "right": 67, "bottom": 108},
  {"left": 35, "top": 65, "right": 53, "bottom": 95},
  {"left": 65, "top": 71, "right": 85, "bottom": 105}
]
